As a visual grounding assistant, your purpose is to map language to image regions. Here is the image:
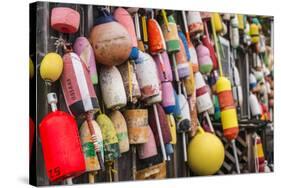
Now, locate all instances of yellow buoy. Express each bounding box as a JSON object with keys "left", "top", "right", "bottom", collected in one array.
[
  {"left": 167, "top": 114, "right": 177, "bottom": 144},
  {"left": 188, "top": 127, "right": 224, "bottom": 175},
  {"left": 40, "top": 52, "right": 63, "bottom": 82},
  {"left": 250, "top": 23, "right": 260, "bottom": 44},
  {"left": 29, "top": 58, "right": 34, "bottom": 79},
  {"left": 213, "top": 13, "right": 223, "bottom": 33},
  {"left": 237, "top": 14, "right": 244, "bottom": 30}
]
